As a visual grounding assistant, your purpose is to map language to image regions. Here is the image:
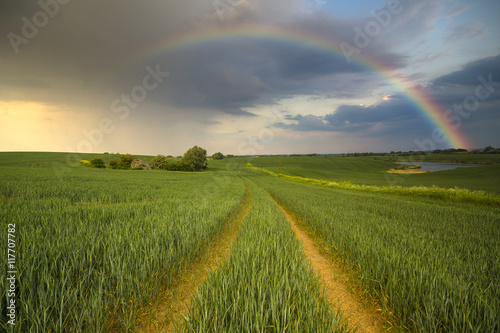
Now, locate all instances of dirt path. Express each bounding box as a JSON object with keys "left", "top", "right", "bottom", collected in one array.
[
  {"left": 275, "top": 201, "right": 386, "bottom": 333},
  {"left": 138, "top": 182, "right": 251, "bottom": 333}
]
